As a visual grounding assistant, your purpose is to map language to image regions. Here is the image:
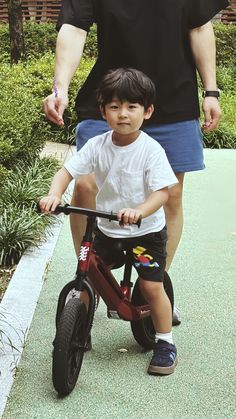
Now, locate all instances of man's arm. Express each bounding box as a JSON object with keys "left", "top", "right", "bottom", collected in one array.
[
  {"left": 189, "top": 21, "right": 221, "bottom": 132},
  {"left": 117, "top": 188, "right": 169, "bottom": 226},
  {"left": 43, "top": 24, "right": 87, "bottom": 126}
]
